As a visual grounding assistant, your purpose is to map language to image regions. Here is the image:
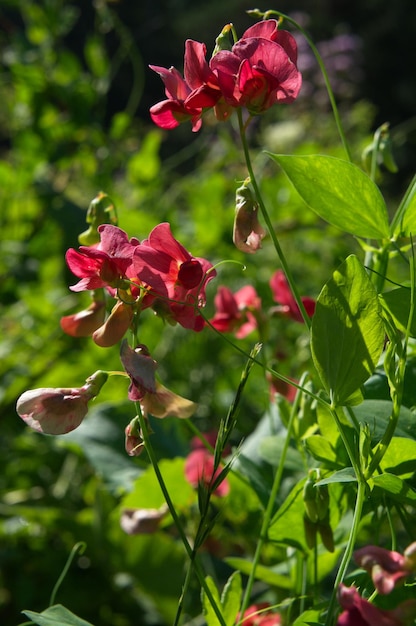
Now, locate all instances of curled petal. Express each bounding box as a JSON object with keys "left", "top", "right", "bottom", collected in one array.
[
  {"left": 93, "top": 300, "right": 133, "bottom": 347},
  {"left": 141, "top": 381, "right": 197, "bottom": 419},
  {"left": 120, "top": 504, "right": 169, "bottom": 535},
  {"left": 60, "top": 300, "right": 106, "bottom": 337}
]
